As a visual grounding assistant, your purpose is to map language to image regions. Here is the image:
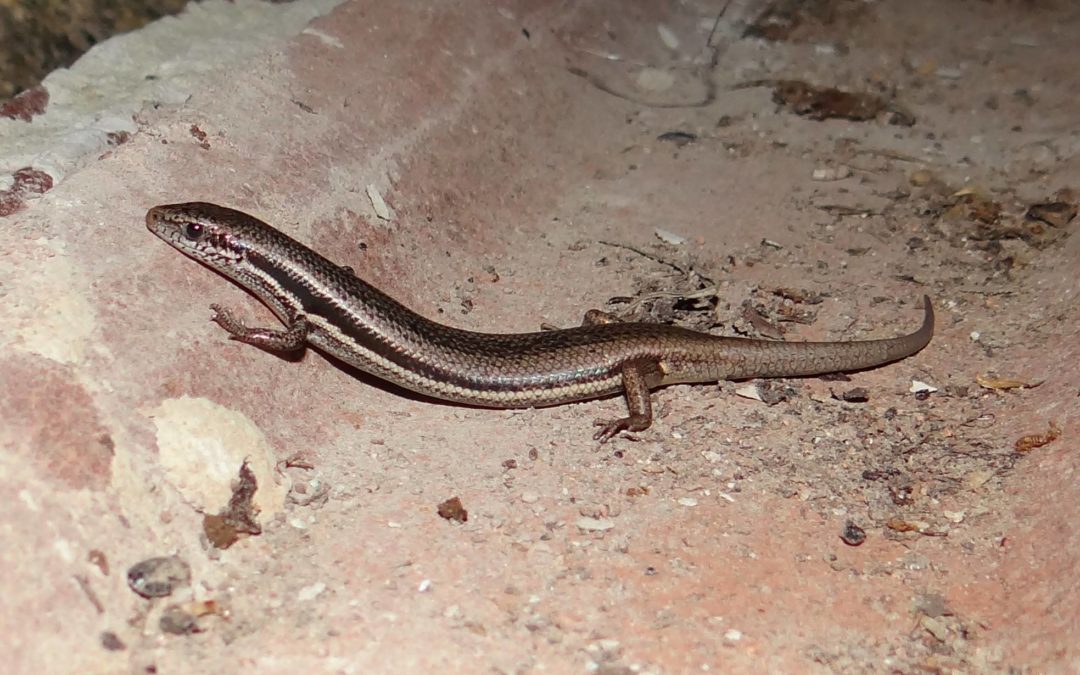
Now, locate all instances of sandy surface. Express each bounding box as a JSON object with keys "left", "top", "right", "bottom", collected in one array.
[{"left": 1, "top": 0, "right": 1077, "bottom": 672}]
